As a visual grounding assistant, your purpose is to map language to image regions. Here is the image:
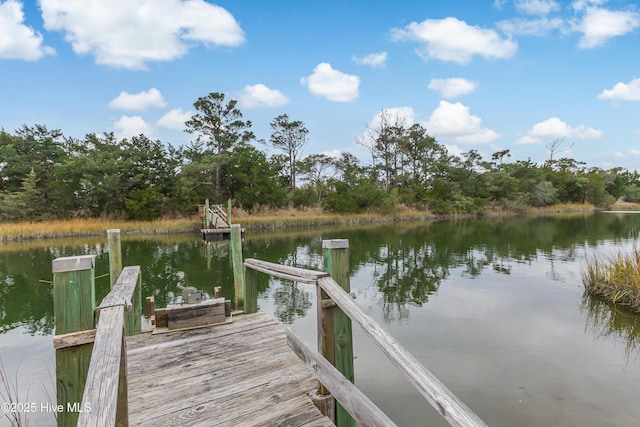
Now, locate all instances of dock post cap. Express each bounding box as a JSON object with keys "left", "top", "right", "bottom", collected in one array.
[
  {"left": 107, "top": 228, "right": 121, "bottom": 233},
  {"left": 52, "top": 255, "right": 96, "bottom": 273},
  {"left": 231, "top": 223, "right": 241, "bottom": 229},
  {"left": 322, "top": 239, "right": 349, "bottom": 249}
]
